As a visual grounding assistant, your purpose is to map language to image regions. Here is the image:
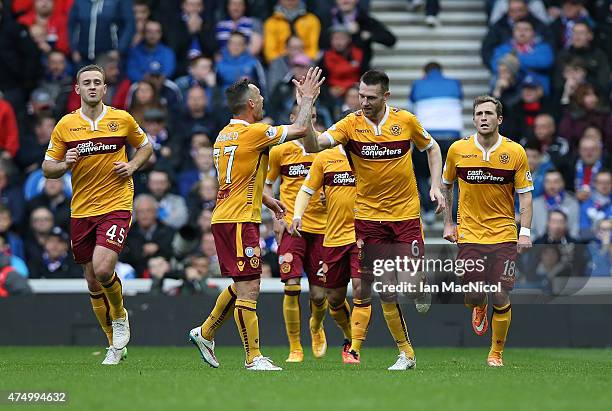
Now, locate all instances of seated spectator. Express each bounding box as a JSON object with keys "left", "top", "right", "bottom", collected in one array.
[
  {"left": 18, "top": 0, "right": 69, "bottom": 55},
  {"left": 549, "top": 0, "right": 594, "bottom": 51},
  {"left": 553, "top": 56, "right": 588, "bottom": 108},
  {"left": 96, "top": 52, "right": 131, "bottom": 111},
  {"left": 180, "top": 253, "right": 218, "bottom": 294},
  {"left": 178, "top": 128, "right": 213, "bottom": 170},
  {"left": 22, "top": 88, "right": 55, "bottom": 136},
  {"left": 38, "top": 51, "right": 72, "bottom": 117},
  {"left": 587, "top": 218, "right": 612, "bottom": 276},
  {"left": 147, "top": 170, "right": 188, "bottom": 230},
  {"left": 127, "top": 20, "right": 176, "bottom": 83},
  {"left": 554, "top": 22, "right": 610, "bottom": 96},
  {"left": 198, "top": 231, "right": 221, "bottom": 277},
  {"left": 489, "top": 0, "right": 549, "bottom": 25},
  {"left": 142, "top": 108, "right": 180, "bottom": 171},
  {"left": 127, "top": 79, "right": 165, "bottom": 126},
  {"left": 23, "top": 168, "right": 72, "bottom": 201},
  {"left": 320, "top": 25, "right": 364, "bottom": 101},
  {"left": 0, "top": 97, "right": 19, "bottom": 160},
  {"left": 268, "top": 53, "right": 311, "bottom": 124},
  {"left": 175, "top": 86, "right": 223, "bottom": 142},
  {"left": 28, "top": 22, "right": 55, "bottom": 57},
  {"left": 68, "top": 0, "right": 135, "bottom": 65},
  {"left": 573, "top": 132, "right": 610, "bottom": 201},
  {"left": 26, "top": 177, "right": 71, "bottom": 230},
  {"left": 121, "top": 194, "right": 175, "bottom": 277},
  {"left": 196, "top": 208, "right": 213, "bottom": 234},
  {"left": 500, "top": 76, "right": 552, "bottom": 140},
  {"left": 533, "top": 244, "right": 572, "bottom": 288},
  {"left": 524, "top": 140, "right": 555, "bottom": 198},
  {"left": 263, "top": 0, "right": 320, "bottom": 63},
  {"left": 339, "top": 84, "right": 360, "bottom": 118},
  {"left": 175, "top": 56, "right": 222, "bottom": 110},
  {"left": 0, "top": 232, "right": 29, "bottom": 280},
  {"left": 159, "top": 0, "right": 218, "bottom": 77},
  {"left": 521, "top": 113, "right": 572, "bottom": 180},
  {"left": 216, "top": 31, "right": 266, "bottom": 95},
  {"left": 323, "top": 0, "right": 396, "bottom": 69},
  {"left": 187, "top": 175, "right": 218, "bottom": 218},
  {"left": 24, "top": 206, "right": 54, "bottom": 262},
  {"left": 532, "top": 169, "right": 580, "bottom": 239},
  {"left": 0, "top": 205, "right": 25, "bottom": 260},
  {"left": 558, "top": 84, "right": 612, "bottom": 150},
  {"left": 579, "top": 170, "right": 612, "bottom": 238},
  {"left": 178, "top": 147, "right": 215, "bottom": 199},
  {"left": 0, "top": 161, "right": 25, "bottom": 226},
  {"left": 491, "top": 53, "right": 523, "bottom": 109},
  {"left": 216, "top": 0, "right": 264, "bottom": 56},
  {"left": 491, "top": 19, "right": 554, "bottom": 95},
  {"left": 267, "top": 35, "right": 304, "bottom": 96},
  {"left": 482, "top": 0, "right": 552, "bottom": 70},
  {"left": 28, "top": 226, "right": 80, "bottom": 278},
  {"left": 131, "top": 0, "right": 151, "bottom": 47}
]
